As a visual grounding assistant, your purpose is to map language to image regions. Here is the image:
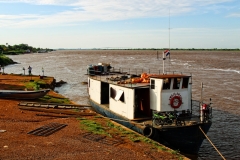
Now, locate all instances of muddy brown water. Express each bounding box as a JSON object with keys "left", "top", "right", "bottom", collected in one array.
[{"left": 6, "top": 50, "right": 240, "bottom": 160}]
